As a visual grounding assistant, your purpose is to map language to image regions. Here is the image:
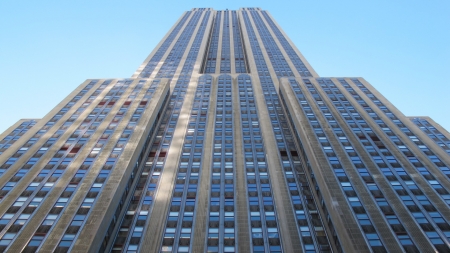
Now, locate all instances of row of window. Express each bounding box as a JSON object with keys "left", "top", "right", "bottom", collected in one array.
[
  {"left": 220, "top": 11, "right": 231, "bottom": 73},
  {"left": 156, "top": 11, "right": 204, "bottom": 79},
  {"left": 238, "top": 75, "right": 282, "bottom": 253},
  {"left": 231, "top": 11, "right": 248, "bottom": 73},
  {"left": 53, "top": 80, "right": 160, "bottom": 252},
  {"left": 0, "top": 120, "right": 37, "bottom": 155},
  {"left": 410, "top": 118, "right": 450, "bottom": 155},
  {"left": 260, "top": 11, "right": 312, "bottom": 77},
  {"left": 351, "top": 79, "right": 450, "bottom": 189},
  {"left": 30, "top": 80, "right": 145, "bottom": 252},
  {"left": 311, "top": 78, "right": 425, "bottom": 252},
  {"left": 0, "top": 80, "right": 99, "bottom": 179},
  {"left": 289, "top": 78, "right": 388, "bottom": 252},
  {"left": 205, "top": 75, "right": 236, "bottom": 253},
  {"left": 138, "top": 12, "right": 191, "bottom": 78},
  {"left": 335, "top": 78, "right": 450, "bottom": 250},
  {"left": 342, "top": 79, "right": 450, "bottom": 211},
  {"left": 160, "top": 75, "right": 211, "bottom": 253},
  {"left": 0, "top": 80, "right": 125, "bottom": 236},
  {"left": 249, "top": 11, "right": 294, "bottom": 78},
  {"left": 0, "top": 79, "right": 145, "bottom": 252},
  {"left": 110, "top": 12, "right": 212, "bottom": 253},
  {"left": 0, "top": 80, "right": 107, "bottom": 217},
  {"left": 279, "top": 90, "right": 344, "bottom": 252},
  {"left": 204, "top": 10, "right": 249, "bottom": 74},
  {"left": 203, "top": 11, "right": 221, "bottom": 74},
  {"left": 243, "top": 9, "right": 334, "bottom": 251}
]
